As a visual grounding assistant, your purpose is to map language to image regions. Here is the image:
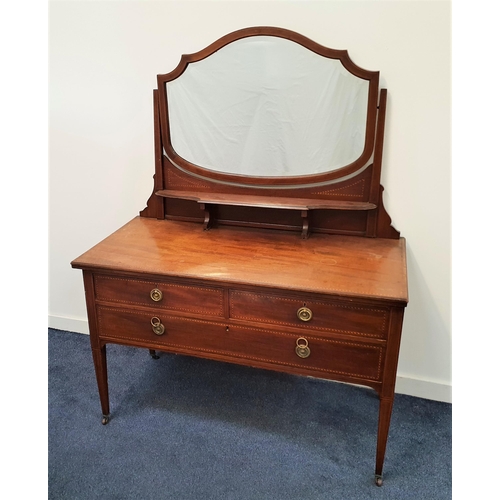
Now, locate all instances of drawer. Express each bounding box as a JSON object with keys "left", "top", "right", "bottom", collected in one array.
[
  {"left": 96, "top": 306, "right": 384, "bottom": 382},
  {"left": 229, "top": 290, "right": 389, "bottom": 339},
  {"left": 94, "top": 275, "right": 224, "bottom": 317}
]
